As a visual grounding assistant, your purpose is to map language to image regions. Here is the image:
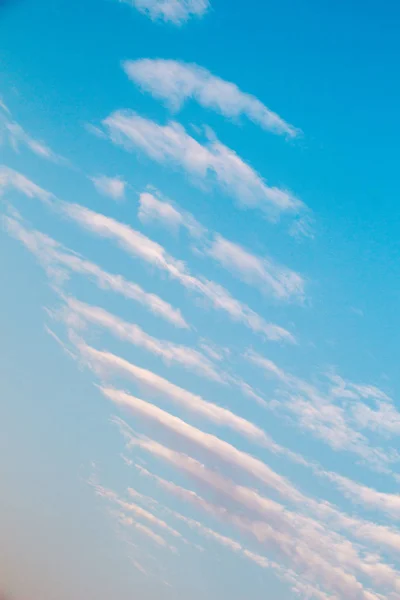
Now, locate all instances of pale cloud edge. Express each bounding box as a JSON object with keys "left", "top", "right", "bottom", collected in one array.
[
  {"left": 90, "top": 175, "right": 127, "bottom": 200},
  {"left": 101, "top": 111, "right": 304, "bottom": 217},
  {"left": 124, "top": 59, "right": 299, "bottom": 137},
  {"left": 122, "top": 0, "right": 210, "bottom": 25}
]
